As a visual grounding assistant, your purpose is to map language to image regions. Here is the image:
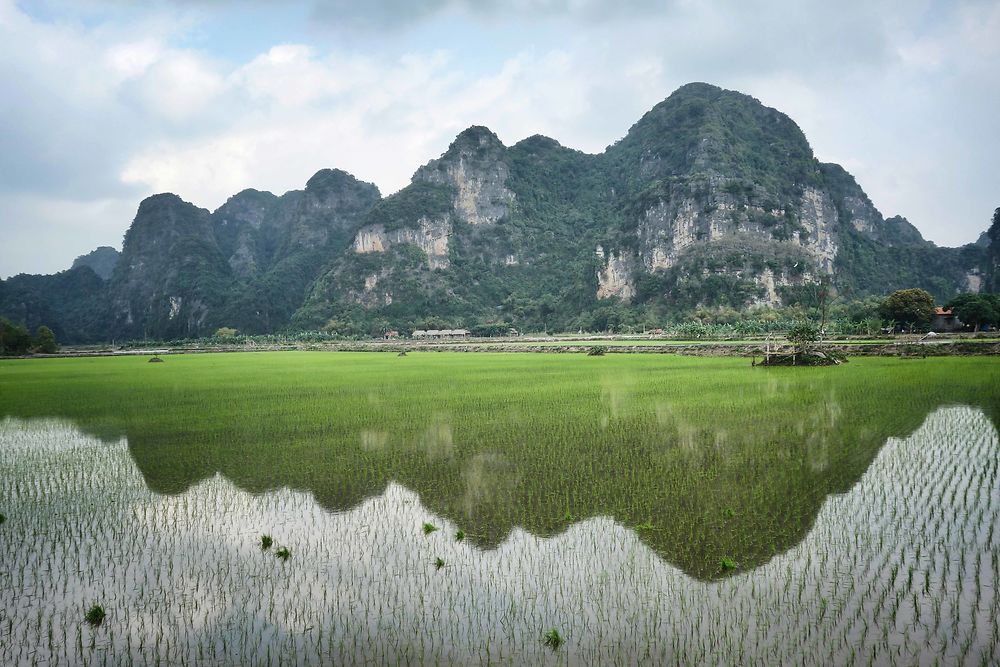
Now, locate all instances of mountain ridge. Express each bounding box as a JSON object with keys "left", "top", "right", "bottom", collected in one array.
[{"left": 1, "top": 82, "right": 991, "bottom": 342}]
